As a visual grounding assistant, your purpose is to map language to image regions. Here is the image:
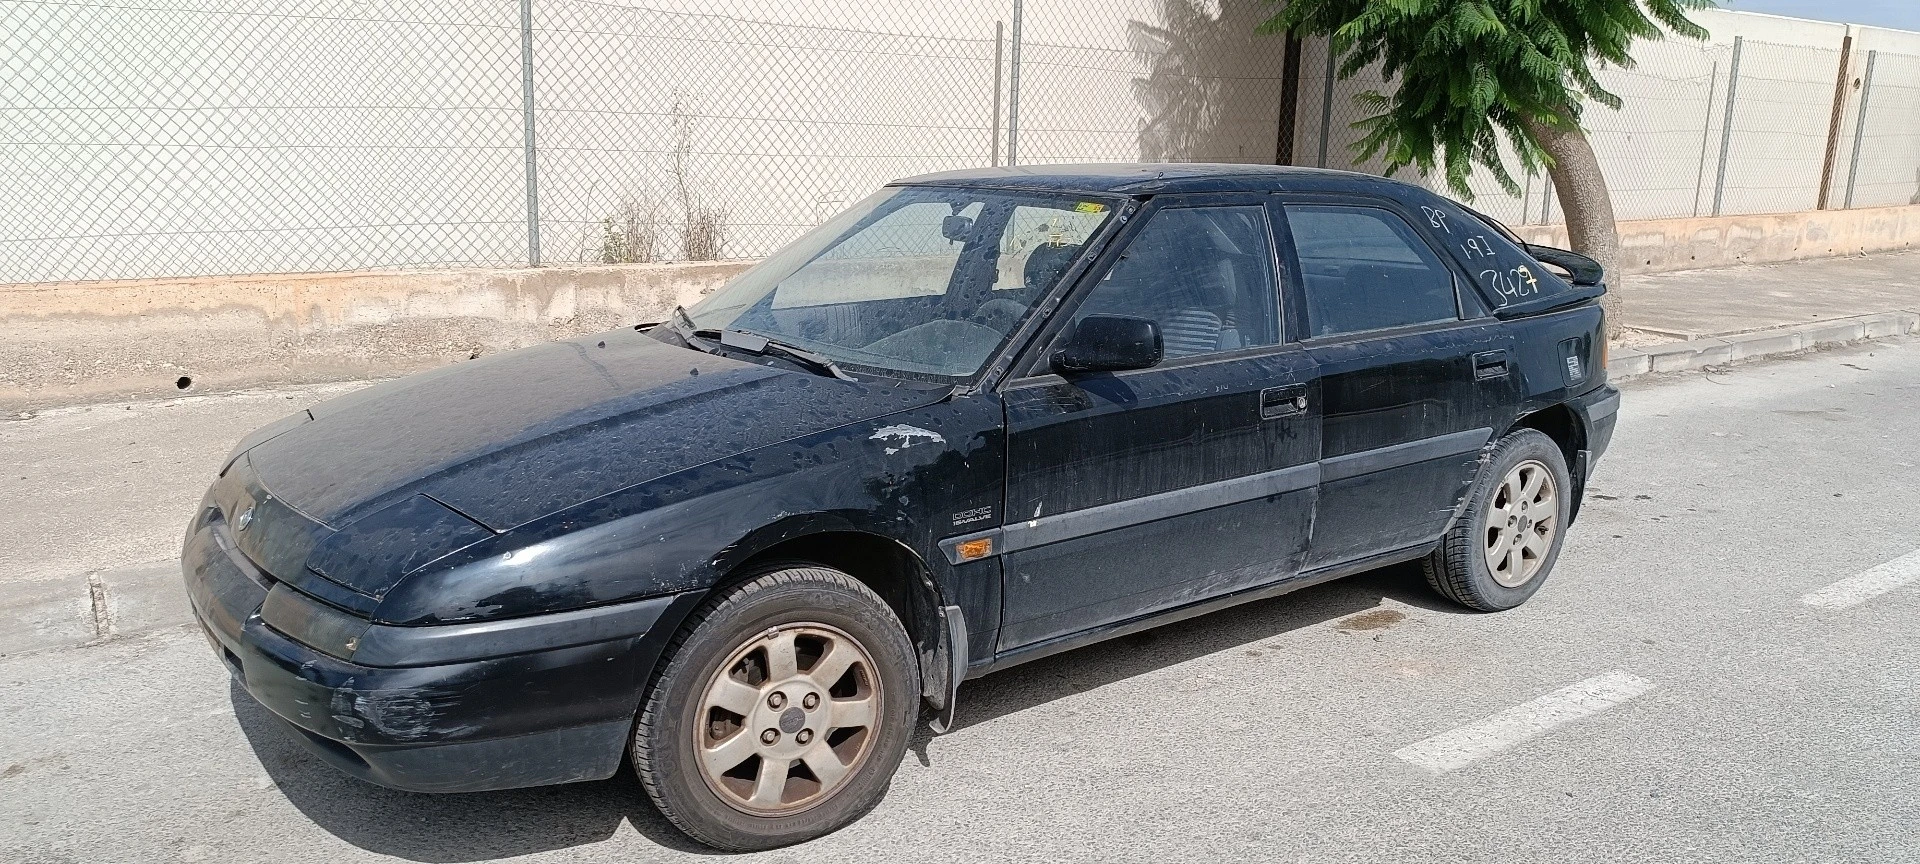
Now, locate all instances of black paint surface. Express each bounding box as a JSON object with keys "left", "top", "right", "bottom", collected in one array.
[{"left": 182, "top": 163, "right": 1618, "bottom": 795}]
